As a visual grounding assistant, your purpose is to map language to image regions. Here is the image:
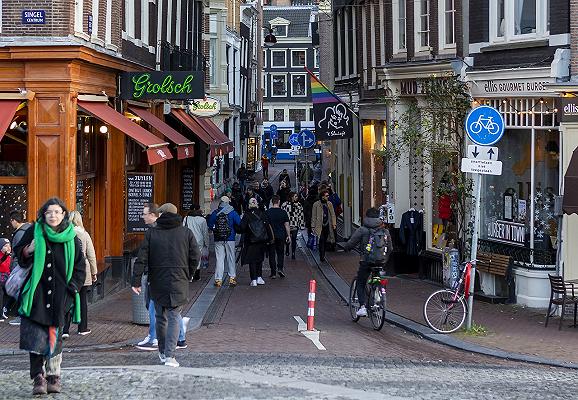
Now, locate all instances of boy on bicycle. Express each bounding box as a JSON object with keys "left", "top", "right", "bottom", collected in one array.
[{"left": 341, "top": 208, "right": 393, "bottom": 317}]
